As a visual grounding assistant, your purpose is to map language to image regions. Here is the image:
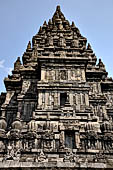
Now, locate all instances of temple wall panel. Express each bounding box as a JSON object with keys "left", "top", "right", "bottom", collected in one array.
[{"left": 41, "top": 68, "right": 86, "bottom": 82}]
